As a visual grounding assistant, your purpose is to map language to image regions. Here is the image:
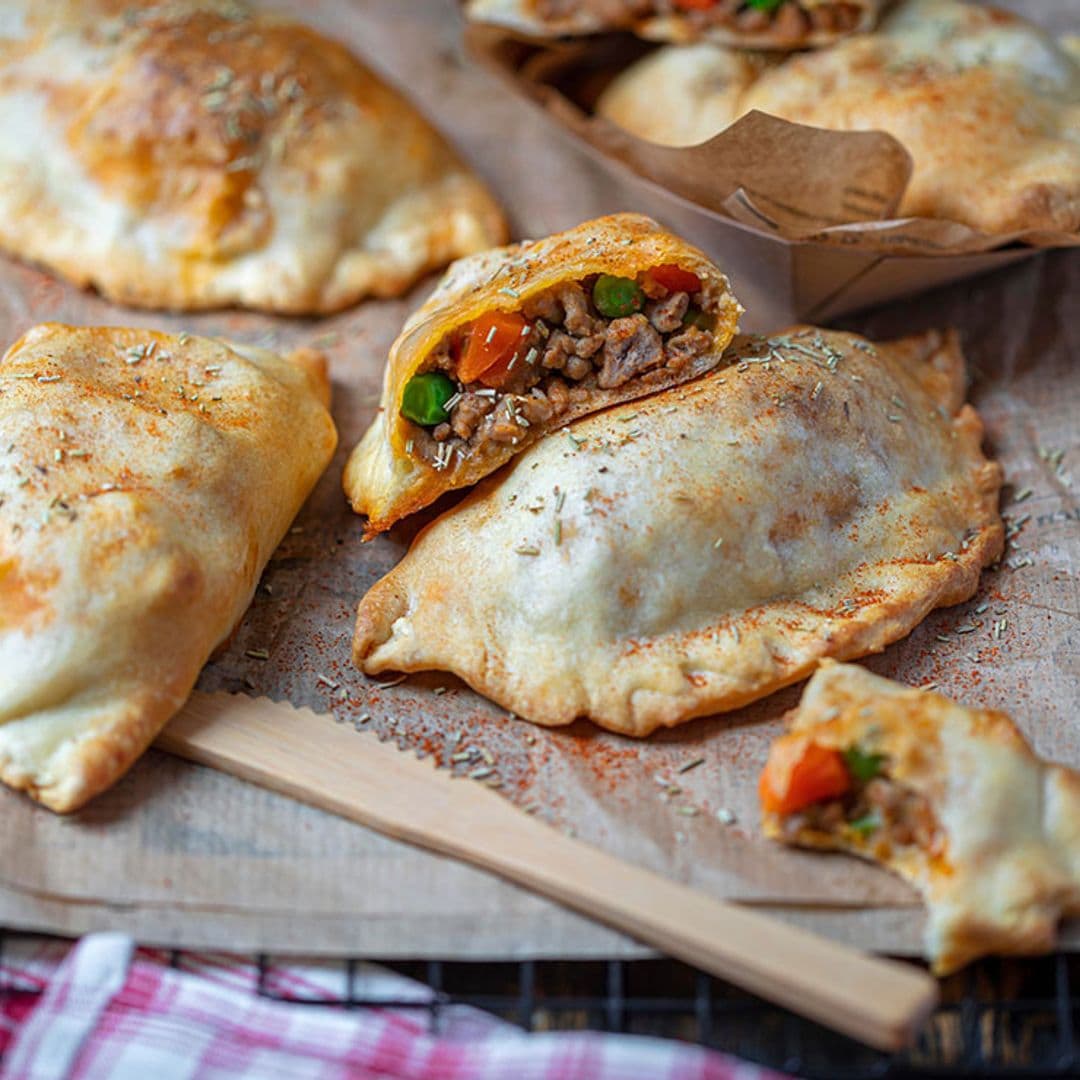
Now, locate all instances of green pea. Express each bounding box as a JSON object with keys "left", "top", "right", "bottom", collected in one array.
[
  {"left": 746, "top": 0, "right": 785, "bottom": 11},
  {"left": 401, "top": 371, "right": 456, "bottom": 427},
  {"left": 682, "top": 306, "right": 716, "bottom": 332},
  {"left": 843, "top": 745, "right": 887, "bottom": 783},
  {"left": 592, "top": 275, "right": 645, "bottom": 319},
  {"left": 846, "top": 813, "right": 881, "bottom": 839}
]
